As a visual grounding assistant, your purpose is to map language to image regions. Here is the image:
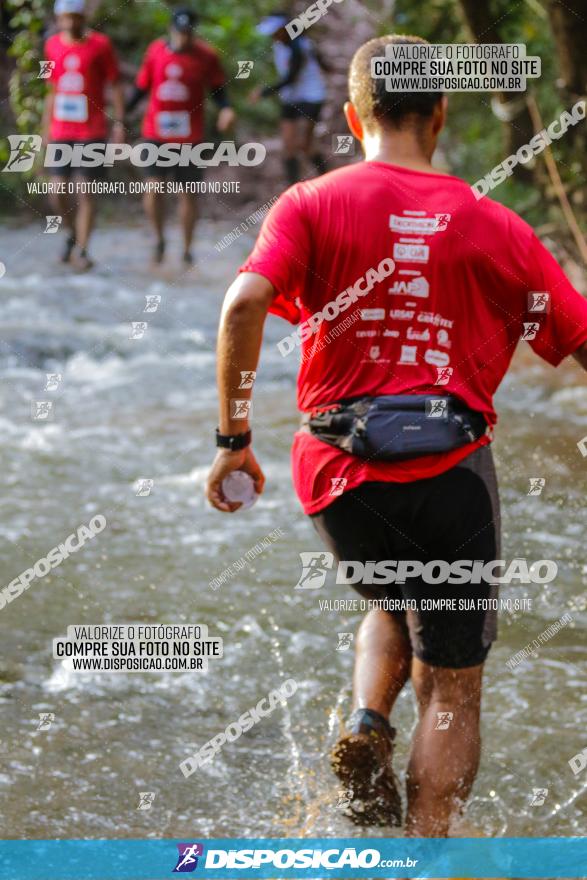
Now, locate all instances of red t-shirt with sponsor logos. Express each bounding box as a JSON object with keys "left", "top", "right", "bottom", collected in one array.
[
  {"left": 45, "top": 31, "right": 119, "bottom": 141},
  {"left": 136, "top": 38, "right": 226, "bottom": 142},
  {"left": 239, "top": 161, "right": 587, "bottom": 515}
]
